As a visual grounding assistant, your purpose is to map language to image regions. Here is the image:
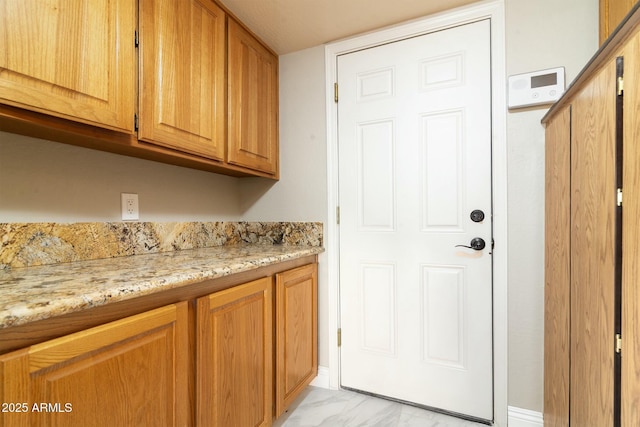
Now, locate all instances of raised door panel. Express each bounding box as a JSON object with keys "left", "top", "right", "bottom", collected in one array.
[
  {"left": 227, "top": 19, "right": 278, "bottom": 175},
  {"left": 139, "top": 0, "right": 225, "bottom": 160},
  {"left": 570, "top": 59, "right": 617, "bottom": 427},
  {"left": 275, "top": 264, "right": 318, "bottom": 417},
  {"left": 622, "top": 29, "right": 640, "bottom": 427},
  {"left": 543, "top": 106, "right": 571, "bottom": 427},
  {"left": 0, "top": 303, "right": 189, "bottom": 427},
  {"left": 0, "top": 0, "right": 136, "bottom": 132},
  {"left": 197, "top": 277, "right": 273, "bottom": 427}
]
